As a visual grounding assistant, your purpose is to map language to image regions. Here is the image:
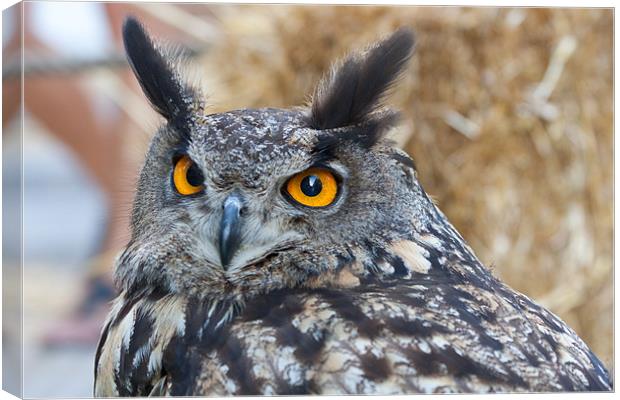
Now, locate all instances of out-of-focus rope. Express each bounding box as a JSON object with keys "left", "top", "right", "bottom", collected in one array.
[
  {"left": 3, "top": 3, "right": 222, "bottom": 80},
  {"left": 2, "top": 44, "right": 210, "bottom": 80}
]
